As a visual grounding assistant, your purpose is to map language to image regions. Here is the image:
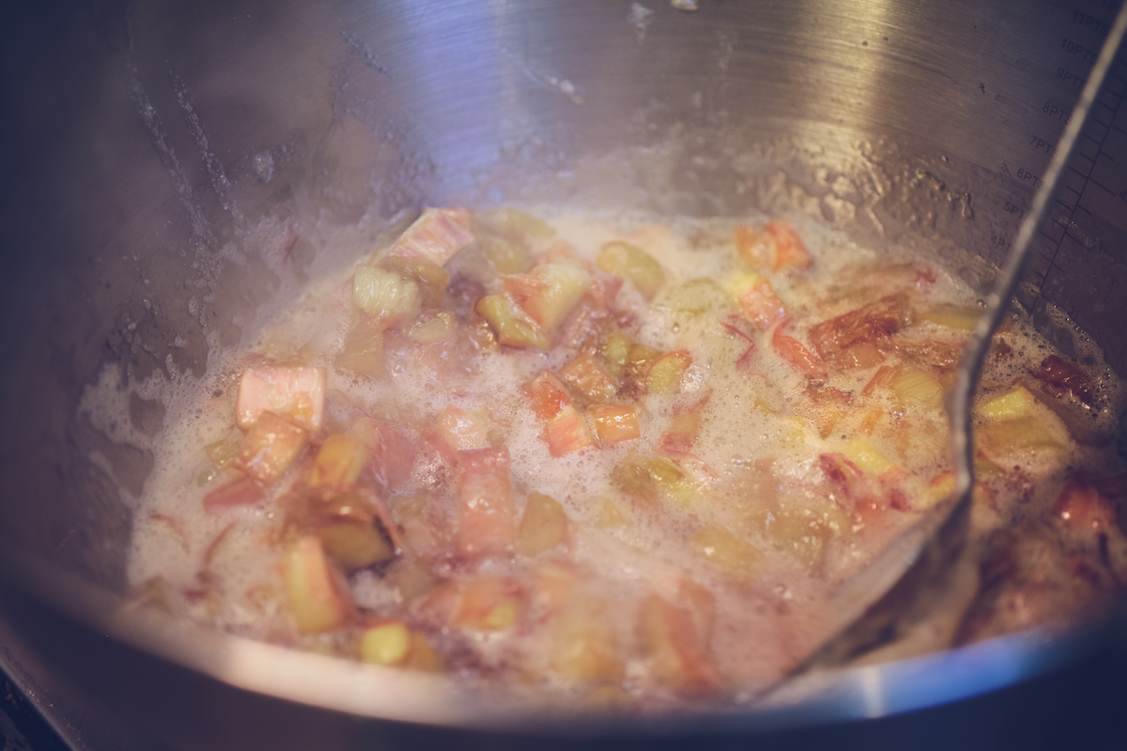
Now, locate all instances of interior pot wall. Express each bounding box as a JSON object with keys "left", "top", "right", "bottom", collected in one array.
[{"left": 0, "top": 0, "right": 1117, "bottom": 598}]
